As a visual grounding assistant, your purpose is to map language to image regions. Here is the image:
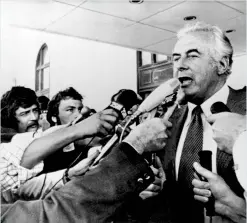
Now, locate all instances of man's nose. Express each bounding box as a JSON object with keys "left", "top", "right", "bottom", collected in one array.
[
  {"left": 178, "top": 66, "right": 188, "bottom": 72},
  {"left": 74, "top": 109, "right": 82, "bottom": 118},
  {"left": 176, "top": 58, "right": 189, "bottom": 72},
  {"left": 30, "top": 111, "right": 38, "bottom": 120}
]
